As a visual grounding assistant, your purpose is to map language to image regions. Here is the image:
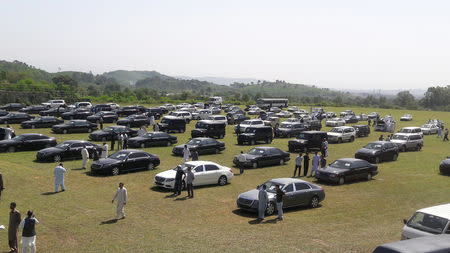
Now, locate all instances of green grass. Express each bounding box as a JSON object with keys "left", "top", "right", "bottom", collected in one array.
[{"left": 0, "top": 106, "right": 449, "bottom": 252}]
